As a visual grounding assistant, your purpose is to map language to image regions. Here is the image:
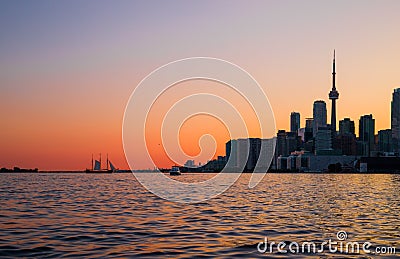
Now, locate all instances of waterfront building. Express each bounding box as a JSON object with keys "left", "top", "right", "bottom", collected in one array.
[
  {"left": 226, "top": 138, "right": 274, "bottom": 172},
  {"left": 315, "top": 126, "right": 332, "bottom": 155},
  {"left": 378, "top": 129, "right": 393, "bottom": 153},
  {"left": 336, "top": 133, "right": 357, "bottom": 155},
  {"left": 359, "top": 114, "right": 375, "bottom": 156},
  {"left": 225, "top": 140, "right": 237, "bottom": 168},
  {"left": 391, "top": 88, "right": 400, "bottom": 154}
]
